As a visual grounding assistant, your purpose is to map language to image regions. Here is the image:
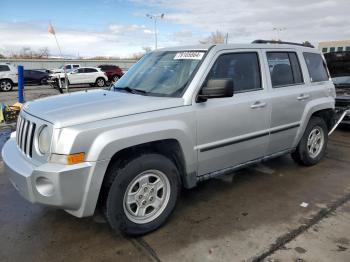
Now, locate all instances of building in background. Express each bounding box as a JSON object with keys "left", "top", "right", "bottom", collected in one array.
[{"left": 319, "top": 40, "right": 350, "bottom": 53}]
